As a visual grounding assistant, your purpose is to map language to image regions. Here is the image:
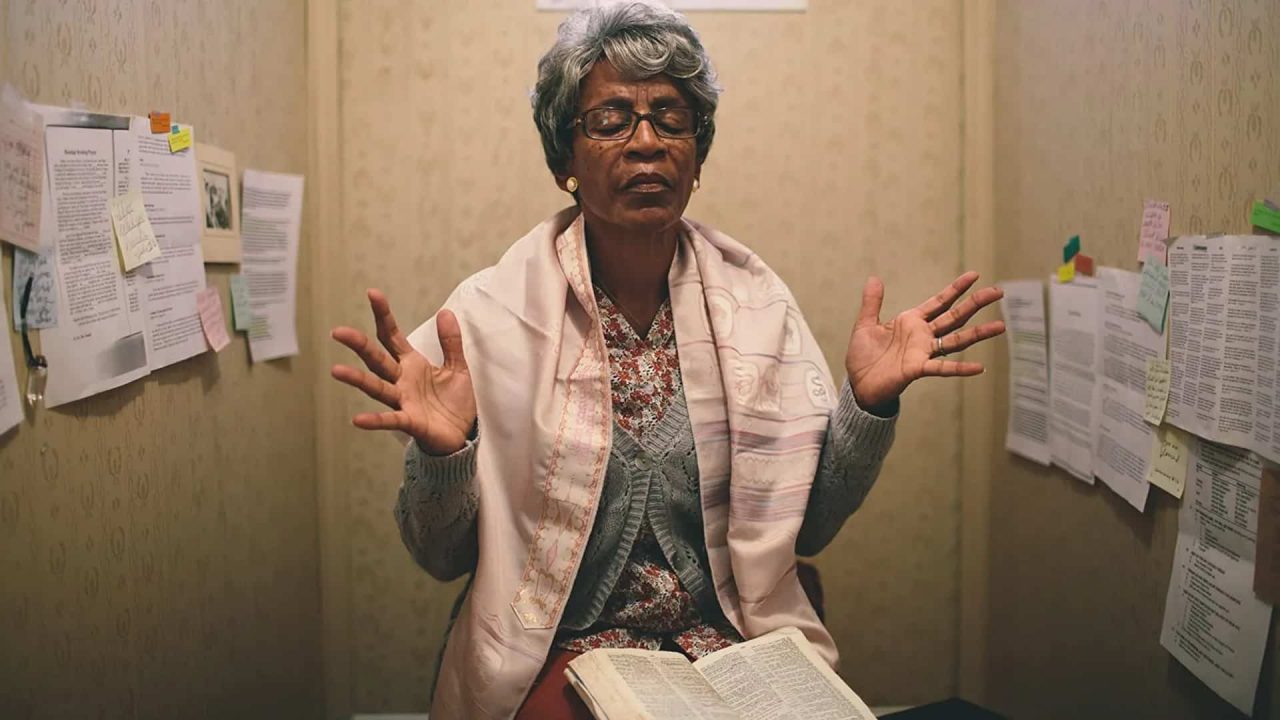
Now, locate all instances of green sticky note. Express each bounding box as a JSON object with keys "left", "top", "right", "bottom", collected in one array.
[
  {"left": 229, "top": 274, "right": 252, "bottom": 332},
  {"left": 1137, "top": 256, "right": 1169, "bottom": 333},
  {"left": 1063, "top": 235, "right": 1080, "bottom": 263},
  {"left": 1251, "top": 200, "right": 1280, "bottom": 234}
]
